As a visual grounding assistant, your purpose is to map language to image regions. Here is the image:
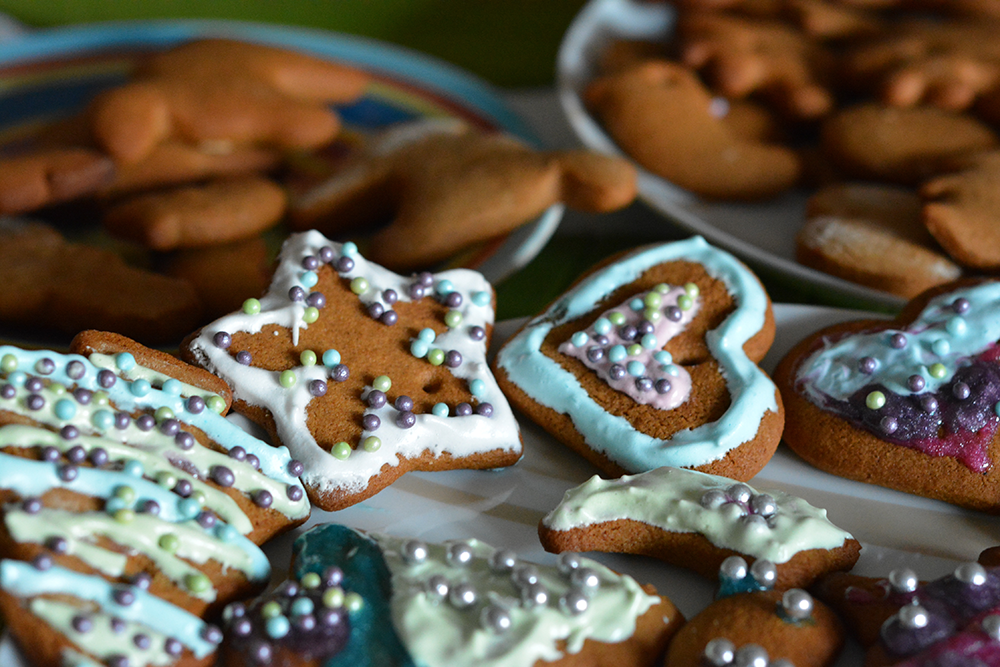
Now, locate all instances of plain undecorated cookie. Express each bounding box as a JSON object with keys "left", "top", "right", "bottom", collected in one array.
[
  {"left": 797, "top": 182, "right": 962, "bottom": 298},
  {"left": 585, "top": 60, "right": 801, "bottom": 200}
]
